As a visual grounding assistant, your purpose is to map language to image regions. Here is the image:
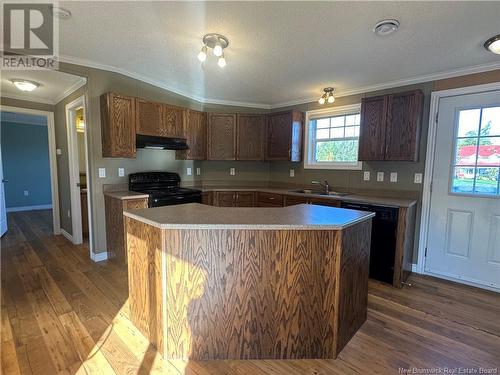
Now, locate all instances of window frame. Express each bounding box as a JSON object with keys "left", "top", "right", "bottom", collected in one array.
[
  {"left": 449, "top": 104, "right": 500, "bottom": 198},
  {"left": 304, "top": 104, "right": 363, "bottom": 170}
]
